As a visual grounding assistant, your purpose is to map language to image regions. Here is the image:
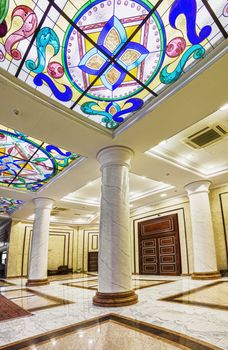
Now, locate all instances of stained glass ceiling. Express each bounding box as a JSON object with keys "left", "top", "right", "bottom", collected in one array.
[
  {"left": 0, "top": 1, "right": 227, "bottom": 130},
  {"left": 0, "top": 124, "right": 80, "bottom": 192},
  {"left": 0, "top": 197, "right": 24, "bottom": 214}
]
